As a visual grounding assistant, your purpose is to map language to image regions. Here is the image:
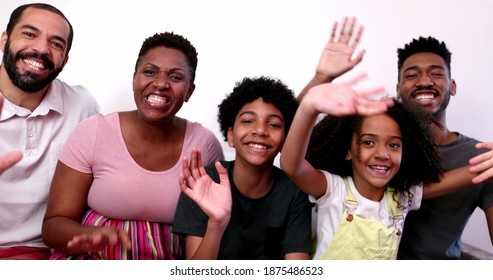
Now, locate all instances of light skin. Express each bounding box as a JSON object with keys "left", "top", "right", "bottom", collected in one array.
[
  {"left": 396, "top": 51, "right": 493, "bottom": 244},
  {"left": 0, "top": 7, "right": 70, "bottom": 111},
  {"left": 180, "top": 98, "right": 309, "bottom": 260},
  {"left": 42, "top": 46, "right": 195, "bottom": 254}
]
